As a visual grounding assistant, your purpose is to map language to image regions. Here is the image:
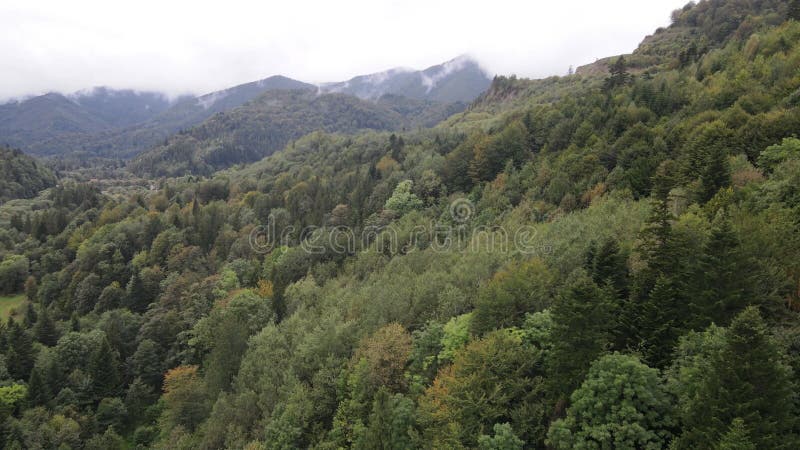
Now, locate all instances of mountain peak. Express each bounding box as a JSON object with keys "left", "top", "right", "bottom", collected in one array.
[{"left": 320, "top": 56, "right": 492, "bottom": 103}]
